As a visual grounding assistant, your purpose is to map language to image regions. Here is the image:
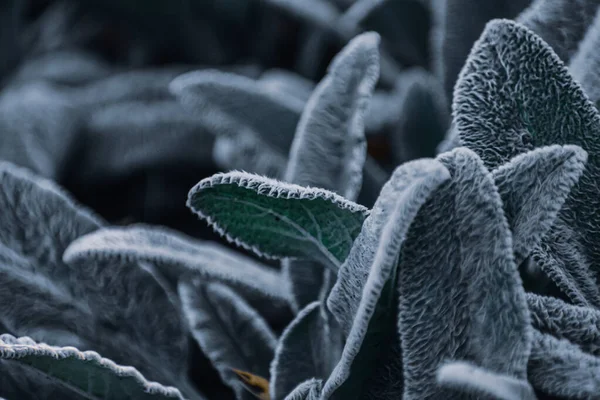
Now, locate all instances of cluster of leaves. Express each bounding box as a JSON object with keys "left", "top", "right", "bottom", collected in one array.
[{"left": 4, "top": 0, "right": 600, "bottom": 399}]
